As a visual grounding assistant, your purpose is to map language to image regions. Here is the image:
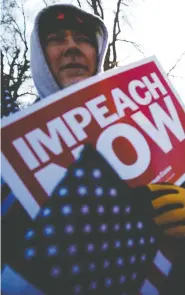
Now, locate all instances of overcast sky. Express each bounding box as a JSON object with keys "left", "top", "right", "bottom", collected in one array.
[
  {"left": 24, "top": 0, "right": 185, "bottom": 104},
  {"left": 119, "top": 0, "right": 185, "bottom": 103}
]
